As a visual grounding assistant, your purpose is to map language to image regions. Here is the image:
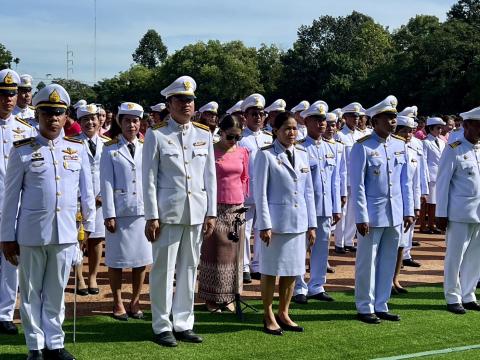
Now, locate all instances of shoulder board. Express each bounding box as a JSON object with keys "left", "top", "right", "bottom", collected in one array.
[
  {"left": 392, "top": 134, "right": 406, "bottom": 142},
  {"left": 449, "top": 140, "right": 461, "bottom": 149},
  {"left": 14, "top": 137, "right": 34, "bottom": 148},
  {"left": 139, "top": 138, "right": 144, "bottom": 144},
  {"left": 357, "top": 135, "right": 371, "bottom": 143},
  {"left": 192, "top": 121, "right": 210, "bottom": 131},
  {"left": 63, "top": 136, "right": 83, "bottom": 144},
  {"left": 296, "top": 138, "right": 306, "bottom": 144},
  {"left": 335, "top": 139, "right": 343, "bottom": 144},
  {"left": 100, "top": 134, "right": 111, "bottom": 141},
  {"left": 105, "top": 137, "right": 120, "bottom": 147},
  {"left": 151, "top": 121, "right": 167, "bottom": 130},
  {"left": 15, "top": 116, "right": 33, "bottom": 128},
  {"left": 261, "top": 145, "right": 273, "bottom": 151},
  {"left": 28, "top": 105, "right": 36, "bottom": 110},
  {"left": 295, "top": 145, "right": 306, "bottom": 152},
  {"left": 262, "top": 130, "right": 273, "bottom": 136}
]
